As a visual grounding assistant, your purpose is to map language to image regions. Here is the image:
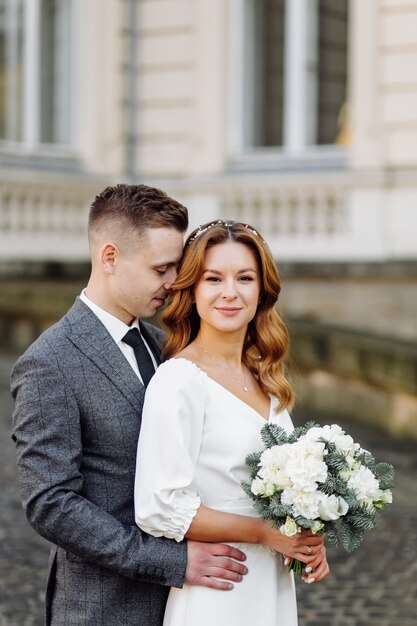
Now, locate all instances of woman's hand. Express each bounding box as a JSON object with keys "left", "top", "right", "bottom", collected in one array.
[
  {"left": 299, "top": 542, "right": 330, "bottom": 583},
  {"left": 260, "top": 522, "right": 330, "bottom": 579},
  {"left": 260, "top": 521, "right": 330, "bottom": 583},
  {"left": 260, "top": 522, "right": 325, "bottom": 564}
]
